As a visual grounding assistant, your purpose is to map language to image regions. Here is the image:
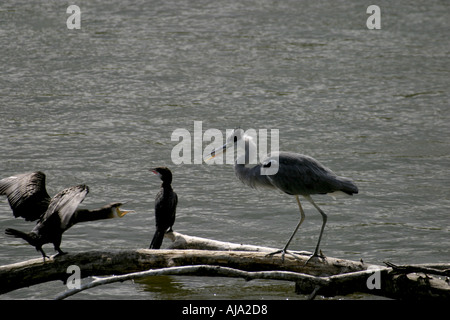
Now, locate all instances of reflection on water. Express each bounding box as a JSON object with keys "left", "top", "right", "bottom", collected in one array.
[{"left": 135, "top": 276, "right": 303, "bottom": 300}]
